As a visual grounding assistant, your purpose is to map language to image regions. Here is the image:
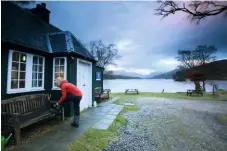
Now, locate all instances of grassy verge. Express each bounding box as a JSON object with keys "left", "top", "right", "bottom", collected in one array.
[
  {"left": 67, "top": 102, "right": 139, "bottom": 151},
  {"left": 111, "top": 92, "right": 226, "bottom": 104},
  {"left": 216, "top": 114, "right": 227, "bottom": 125}
]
